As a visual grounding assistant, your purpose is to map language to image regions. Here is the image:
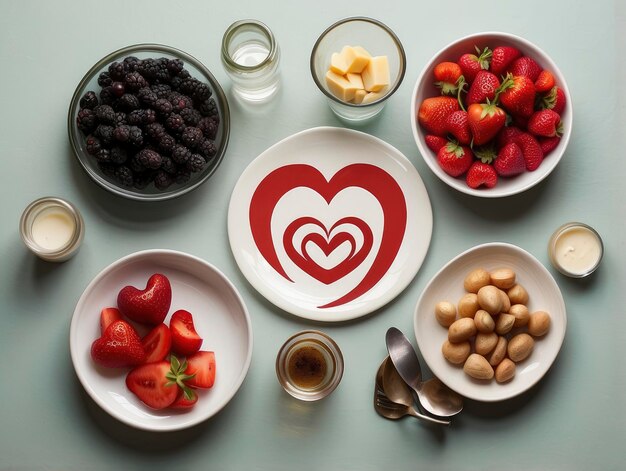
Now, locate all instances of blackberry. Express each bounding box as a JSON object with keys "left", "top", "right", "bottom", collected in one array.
[
  {"left": 115, "top": 112, "right": 127, "bottom": 126},
  {"left": 99, "top": 86, "right": 116, "bottom": 105},
  {"left": 98, "top": 162, "right": 116, "bottom": 177},
  {"left": 154, "top": 170, "right": 173, "bottom": 190},
  {"left": 197, "top": 138, "right": 217, "bottom": 158},
  {"left": 77, "top": 108, "right": 97, "bottom": 134},
  {"left": 154, "top": 98, "right": 173, "bottom": 115},
  {"left": 137, "top": 149, "right": 163, "bottom": 169},
  {"left": 169, "top": 92, "right": 193, "bottom": 112},
  {"left": 197, "top": 98, "right": 217, "bottom": 117},
  {"left": 110, "top": 146, "right": 128, "bottom": 164},
  {"left": 137, "top": 87, "right": 158, "bottom": 107},
  {"left": 133, "top": 171, "right": 154, "bottom": 190},
  {"left": 165, "top": 113, "right": 186, "bottom": 133},
  {"left": 128, "top": 109, "right": 156, "bottom": 126},
  {"left": 180, "top": 108, "right": 202, "bottom": 126},
  {"left": 94, "top": 124, "right": 115, "bottom": 147},
  {"left": 175, "top": 169, "right": 191, "bottom": 184},
  {"left": 145, "top": 122, "right": 166, "bottom": 140},
  {"left": 160, "top": 155, "right": 178, "bottom": 174},
  {"left": 178, "top": 69, "right": 191, "bottom": 80},
  {"left": 170, "top": 75, "right": 184, "bottom": 91},
  {"left": 154, "top": 59, "right": 171, "bottom": 83},
  {"left": 85, "top": 135, "right": 101, "bottom": 155},
  {"left": 158, "top": 134, "right": 176, "bottom": 154},
  {"left": 187, "top": 154, "right": 206, "bottom": 172},
  {"left": 138, "top": 58, "right": 159, "bottom": 80},
  {"left": 95, "top": 148, "right": 111, "bottom": 162},
  {"left": 118, "top": 93, "right": 140, "bottom": 111},
  {"left": 111, "top": 81, "right": 125, "bottom": 97},
  {"left": 124, "top": 71, "right": 148, "bottom": 92},
  {"left": 129, "top": 155, "right": 146, "bottom": 173},
  {"left": 113, "top": 124, "right": 131, "bottom": 142},
  {"left": 151, "top": 83, "right": 172, "bottom": 98},
  {"left": 171, "top": 144, "right": 191, "bottom": 165},
  {"left": 79, "top": 91, "right": 99, "bottom": 109},
  {"left": 128, "top": 126, "right": 144, "bottom": 147},
  {"left": 179, "top": 78, "right": 211, "bottom": 101},
  {"left": 94, "top": 104, "right": 116, "bottom": 125},
  {"left": 114, "top": 165, "right": 134, "bottom": 187},
  {"left": 166, "top": 58, "right": 184, "bottom": 75},
  {"left": 197, "top": 117, "right": 217, "bottom": 139},
  {"left": 123, "top": 56, "right": 142, "bottom": 72},
  {"left": 97, "top": 71, "right": 112, "bottom": 87},
  {"left": 181, "top": 127, "right": 203, "bottom": 148},
  {"left": 108, "top": 61, "right": 126, "bottom": 81}
]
